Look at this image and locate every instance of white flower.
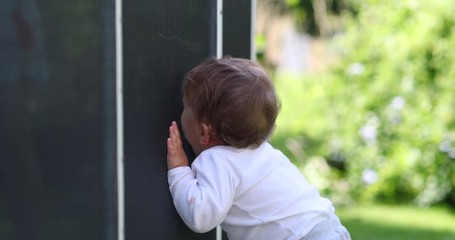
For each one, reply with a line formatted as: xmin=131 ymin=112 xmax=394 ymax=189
xmin=347 ymin=62 xmax=364 ymax=76
xmin=359 ymin=125 xmax=377 ymax=144
xmin=390 ymin=96 xmax=405 ymax=110
xmin=362 ymin=168 xmax=378 ymax=185
xmin=439 ymin=140 xmax=451 ymax=153
xmin=449 ymin=148 xmax=455 ymax=159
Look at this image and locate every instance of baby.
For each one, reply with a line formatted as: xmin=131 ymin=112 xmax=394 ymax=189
xmin=166 ymin=57 xmax=350 ymax=240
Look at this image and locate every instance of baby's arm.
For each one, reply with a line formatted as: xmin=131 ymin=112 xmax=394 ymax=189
xmin=168 ymin=155 xmax=235 ymax=233
xmin=167 ymin=121 xmax=189 ymax=169
xmin=167 ymin=121 xmax=235 ymax=232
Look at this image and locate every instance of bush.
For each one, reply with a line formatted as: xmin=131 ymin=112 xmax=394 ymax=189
xmin=271 ymin=0 xmax=455 ymax=207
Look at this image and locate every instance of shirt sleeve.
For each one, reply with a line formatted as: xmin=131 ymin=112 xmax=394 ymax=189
xmin=167 ymin=152 xmax=237 ymax=233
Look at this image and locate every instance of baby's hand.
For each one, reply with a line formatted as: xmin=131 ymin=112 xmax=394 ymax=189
xmin=167 ymin=121 xmax=189 ymax=169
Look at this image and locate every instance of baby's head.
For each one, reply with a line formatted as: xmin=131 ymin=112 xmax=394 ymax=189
xmin=182 ymin=57 xmax=280 ymax=149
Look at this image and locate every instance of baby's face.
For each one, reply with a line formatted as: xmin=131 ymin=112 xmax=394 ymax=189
xmin=181 ymin=98 xmax=204 ymax=155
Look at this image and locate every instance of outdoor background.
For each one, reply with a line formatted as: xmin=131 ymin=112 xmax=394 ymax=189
xmin=255 ymin=0 xmax=455 ymax=239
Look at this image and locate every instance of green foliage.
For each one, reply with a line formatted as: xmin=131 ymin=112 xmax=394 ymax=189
xmin=271 ymin=0 xmax=455 ymax=207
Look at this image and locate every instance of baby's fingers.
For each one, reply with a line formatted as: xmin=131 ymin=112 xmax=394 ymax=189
xmin=169 ymin=122 xmax=181 ymax=144
xmin=171 ymin=121 xmax=181 ymax=139
xmin=167 ymin=137 xmax=176 ymax=155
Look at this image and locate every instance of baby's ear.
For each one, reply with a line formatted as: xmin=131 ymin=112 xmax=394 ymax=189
xmin=199 ymin=123 xmax=211 ymax=146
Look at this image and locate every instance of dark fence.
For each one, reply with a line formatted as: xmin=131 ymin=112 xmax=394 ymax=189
xmin=0 ymin=0 xmax=251 ymax=239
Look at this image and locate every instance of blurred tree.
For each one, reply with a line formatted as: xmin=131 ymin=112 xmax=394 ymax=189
xmin=259 ymin=0 xmax=358 ymax=37
xmin=271 ymin=0 xmax=455 ymax=207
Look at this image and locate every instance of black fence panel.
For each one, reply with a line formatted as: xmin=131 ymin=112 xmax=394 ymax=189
xmin=0 ymin=0 xmax=117 ymax=239
xmin=122 ymin=0 xmax=217 ymax=239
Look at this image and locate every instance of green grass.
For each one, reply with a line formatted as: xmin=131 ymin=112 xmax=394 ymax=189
xmin=337 ymin=204 xmax=455 ymax=240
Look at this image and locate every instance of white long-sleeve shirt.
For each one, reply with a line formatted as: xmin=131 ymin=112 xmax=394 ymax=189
xmin=168 ymin=142 xmax=335 ymax=240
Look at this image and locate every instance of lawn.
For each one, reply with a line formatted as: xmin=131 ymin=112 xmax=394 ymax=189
xmin=337 ymin=204 xmax=455 ymax=240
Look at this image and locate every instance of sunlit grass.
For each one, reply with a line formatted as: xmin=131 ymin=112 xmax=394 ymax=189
xmin=338 ymin=204 xmax=455 ymax=240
